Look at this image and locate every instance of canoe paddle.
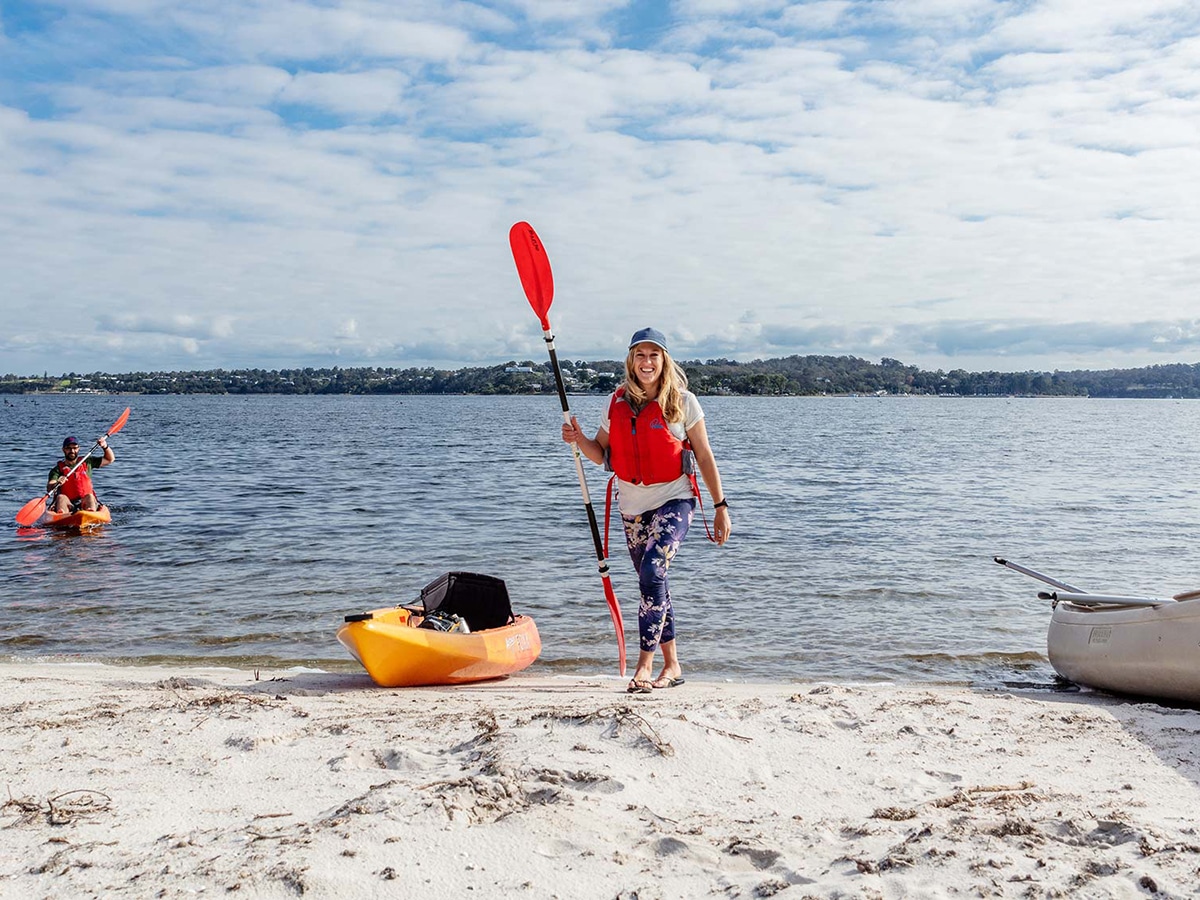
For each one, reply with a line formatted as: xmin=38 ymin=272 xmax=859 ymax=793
xmin=14 ymin=407 xmax=131 ymax=527
xmin=992 ymin=556 xmax=1083 ymax=593
xmin=995 ymin=556 xmax=1183 ymax=606
xmin=1036 ymin=591 xmax=1172 ymax=608
xmin=509 ymin=221 xmax=627 ymax=677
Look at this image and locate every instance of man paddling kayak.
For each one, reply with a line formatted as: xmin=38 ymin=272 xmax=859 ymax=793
xmin=48 ymin=435 xmax=114 ymax=513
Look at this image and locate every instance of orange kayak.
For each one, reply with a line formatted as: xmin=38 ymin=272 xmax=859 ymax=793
xmin=337 ymin=606 xmax=541 ymax=687
xmin=37 ymin=505 xmax=112 ymax=531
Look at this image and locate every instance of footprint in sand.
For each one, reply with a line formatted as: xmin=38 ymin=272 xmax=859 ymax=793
xmin=533 ymin=768 xmax=625 ymax=794
xmin=533 ymin=838 xmax=581 ymax=858
xmin=925 ymin=769 xmax=963 ymax=783
xmin=326 ymin=747 xmax=437 ymax=771
xmin=653 ymin=837 xmax=689 ymax=857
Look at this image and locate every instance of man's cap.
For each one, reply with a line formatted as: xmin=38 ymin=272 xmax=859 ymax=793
xmin=62 ymin=436 xmax=79 ymax=448
xmin=629 ymin=327 xmax=668 ymax=352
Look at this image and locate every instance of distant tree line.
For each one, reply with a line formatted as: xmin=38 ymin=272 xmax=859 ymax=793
xmin=4 ymin=356 xmax=1200 ymax=398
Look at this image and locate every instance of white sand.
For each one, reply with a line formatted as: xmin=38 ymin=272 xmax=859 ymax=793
xmin=2 ymin=664 xmax=1199 ymax=899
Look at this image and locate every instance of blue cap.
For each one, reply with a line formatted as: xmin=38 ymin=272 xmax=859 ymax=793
xmin=62 ymin=436 xmax=79 ymax=448
xmin=629 ymin=327 xmax=668 ymax=352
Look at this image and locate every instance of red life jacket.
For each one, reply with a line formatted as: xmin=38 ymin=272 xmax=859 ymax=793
xmin=606 ymin=388 xmax=689 ymax=485
xmin=56 ymin=459 xmax=96 ymax=501
xmin=601 ymin=388 xmax=719 ymax=551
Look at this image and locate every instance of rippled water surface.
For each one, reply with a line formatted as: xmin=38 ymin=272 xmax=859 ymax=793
xmin=4 ymin=393 xmax=1200 ymax=686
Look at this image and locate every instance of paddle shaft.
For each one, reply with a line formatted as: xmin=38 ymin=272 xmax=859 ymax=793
xmin=1001 ymin=557 xmax=1185 ymax=607
xmin=509 ymin=221 xmax=626 ymax=677
xmin=993 ymin=556 xmax=1083 ymax=594
xmin=1039 ymin=591 xmax=1172 ymax=608
xmin=544 ymin=330 xmax=608 ymax=567
xmin=544 ymin=328 xmax=628 ymax=675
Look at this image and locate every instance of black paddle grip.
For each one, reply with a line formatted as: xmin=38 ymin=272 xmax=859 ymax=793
xmin=545 ymin=342 xmax=571 ymax=413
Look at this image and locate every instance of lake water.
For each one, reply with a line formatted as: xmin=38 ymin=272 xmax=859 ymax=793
xmin=3 ymin=393 xmax=1199 ymax=687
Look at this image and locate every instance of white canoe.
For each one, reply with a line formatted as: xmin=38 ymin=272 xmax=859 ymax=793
xmin=1048 ymin=597 xmax=1200 ymax=702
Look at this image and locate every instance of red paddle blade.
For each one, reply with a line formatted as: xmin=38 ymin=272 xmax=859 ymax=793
xmin=509 ymin=221 xmax=554 ymax=330
xmin=15 ymin=495 xmax=47 ymax=527
xmin=107 ymin=407 xmax=131 ymax=438
xmin=602 ymin=577 xmax=627 ymax=677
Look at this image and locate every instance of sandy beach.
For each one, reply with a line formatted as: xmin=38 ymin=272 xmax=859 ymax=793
xmin=2 ymin=664 xmax=1198 ymax=899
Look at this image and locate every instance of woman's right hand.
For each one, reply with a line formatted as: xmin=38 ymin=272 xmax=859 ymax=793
xmin=561 ymin=416 xmax=584 ymax=445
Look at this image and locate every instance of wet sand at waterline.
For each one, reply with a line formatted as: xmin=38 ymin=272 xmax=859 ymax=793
xmin=2 ymin=664 xmax=1198 ymax=898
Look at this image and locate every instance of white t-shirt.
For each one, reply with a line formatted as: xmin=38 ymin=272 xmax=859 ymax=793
xmin=599 ymin=389 xmax=704 ymax=516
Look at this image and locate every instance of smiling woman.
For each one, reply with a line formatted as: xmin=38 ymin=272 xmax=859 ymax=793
xmin=561 ymin=326 xmax=732 ymax=694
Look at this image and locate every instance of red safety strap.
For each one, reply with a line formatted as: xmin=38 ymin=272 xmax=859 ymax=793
xmin=689 ymin=471 xmax=719 ymax=543
xmin=604 ymin=474 xmax=616 ymax=559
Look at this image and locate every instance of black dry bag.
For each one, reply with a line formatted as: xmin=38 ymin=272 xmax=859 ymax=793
xmin=415 ymin=571 xmax=514 ymax=632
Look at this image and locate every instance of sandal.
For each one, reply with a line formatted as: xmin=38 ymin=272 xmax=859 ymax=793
xmin=626 ymin=679 xmax=653 ymax=694
xmin=652 ymin=675 xmax=685 ymax=689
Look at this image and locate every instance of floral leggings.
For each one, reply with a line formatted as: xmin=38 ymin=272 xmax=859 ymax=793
xmin=622 ymin=497 xmax=695 ymax=652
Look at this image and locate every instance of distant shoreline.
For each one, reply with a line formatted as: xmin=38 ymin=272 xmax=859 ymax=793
xmin=4 ymin=354 xmax=1200 ymax=398
xmin=4 ymin=390 xmax=1179 ymax=400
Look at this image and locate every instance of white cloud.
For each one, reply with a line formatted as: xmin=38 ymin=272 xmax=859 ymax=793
xmin=223 ymin=7 xmax=472 ymax=63
xmin=777 ymin=3 xmax=855 ymax=32
xmin=676 ymin=0 xmax=789 ymax=16
xmin=134 ymin=65 xmax=295 ymax=109
xmin=504 ymin=0 xmax=632 ymax=24
xmin=1 ymin=0 xmax=1199 ymax=376
xmin=276 ymin=69 xmax=410 ymax=119
xmin=96 ymin=313 xmax=235 ymax=339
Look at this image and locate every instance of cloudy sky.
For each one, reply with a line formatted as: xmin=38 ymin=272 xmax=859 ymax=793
xmin=2 ymin=0 xmax=1199 ymax=376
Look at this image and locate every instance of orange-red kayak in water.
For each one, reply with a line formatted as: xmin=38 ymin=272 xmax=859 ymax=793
xmin=36 ymin=505 xmax=112 ymax=531
xmin=337 ymin=606 xmax=541 ymax=687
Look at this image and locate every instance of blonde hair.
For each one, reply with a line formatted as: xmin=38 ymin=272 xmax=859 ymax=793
xmin=623 ymin=346 xmax=689 ymax=423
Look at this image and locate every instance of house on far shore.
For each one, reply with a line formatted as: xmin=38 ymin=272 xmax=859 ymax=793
xmin=505 ymin=366 xmax=534 ymax=373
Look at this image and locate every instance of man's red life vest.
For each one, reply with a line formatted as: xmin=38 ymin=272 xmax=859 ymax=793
xmin=56 ymin=459 xmax=96 ymax=501
xmin=606 ymin=388 xmax=689 ymax=485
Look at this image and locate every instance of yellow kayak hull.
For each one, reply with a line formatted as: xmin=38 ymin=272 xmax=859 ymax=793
xmin=337 ymin=606 xmax=541 ymax=687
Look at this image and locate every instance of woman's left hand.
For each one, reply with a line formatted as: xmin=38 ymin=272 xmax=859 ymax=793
xmin=713 ymin=506 xmax=731 ymax=546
